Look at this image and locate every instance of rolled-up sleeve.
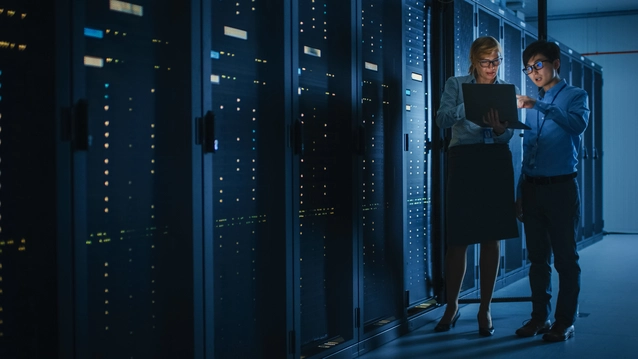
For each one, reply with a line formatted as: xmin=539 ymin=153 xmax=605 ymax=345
xmin=534 ymin=89 xmax=589 ymax=135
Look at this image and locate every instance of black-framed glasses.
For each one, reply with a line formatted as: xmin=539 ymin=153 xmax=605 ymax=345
xmin=523 ymin=59 xmax=551 ymax=74
xmin=478 ymin=57 xmax=502 ymax=68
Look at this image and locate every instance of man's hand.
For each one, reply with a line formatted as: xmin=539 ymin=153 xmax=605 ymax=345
xmin=516 ymin=95 xmax=536 ymax=109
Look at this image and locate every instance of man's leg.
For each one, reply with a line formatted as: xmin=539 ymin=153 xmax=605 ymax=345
xmin=547 ymin=179 xmax=581 ymax=326
xmin=523 ymin=181 xmax=553 ymax=322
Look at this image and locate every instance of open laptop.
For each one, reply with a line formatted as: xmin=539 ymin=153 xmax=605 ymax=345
xmin=461 ymin=83 xmax=531 ymax=130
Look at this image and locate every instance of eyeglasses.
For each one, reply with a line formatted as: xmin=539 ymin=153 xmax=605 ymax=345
xmin=478 ymin=57 xmax=502 ymax=68
xmin=522 ymin=59 xmax=551 ymax=74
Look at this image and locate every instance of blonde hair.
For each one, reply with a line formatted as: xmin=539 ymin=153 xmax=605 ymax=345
xmin=468 ymin=36 xmax=503 ymax=76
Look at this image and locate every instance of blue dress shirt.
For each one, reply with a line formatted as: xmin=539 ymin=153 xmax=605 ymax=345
xmin=520 ymin=79 xmax=590 ymax=180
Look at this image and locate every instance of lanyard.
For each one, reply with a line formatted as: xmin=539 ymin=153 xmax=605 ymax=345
xmin=536 ymin=82 xmax=567 ymax=138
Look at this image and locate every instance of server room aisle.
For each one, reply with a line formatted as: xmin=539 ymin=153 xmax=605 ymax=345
xmin=357 ymin=234 xmax=638 ymax=359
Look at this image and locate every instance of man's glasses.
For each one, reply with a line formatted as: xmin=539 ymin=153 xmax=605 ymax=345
xmin=478 ymin=57 xmax=502 ymax=68
xmin=522 ymin=59 xmax=551 ymax=74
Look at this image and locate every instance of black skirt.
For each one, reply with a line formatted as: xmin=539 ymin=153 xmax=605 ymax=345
xmin=445 ymin=143 xmax=519 ymax=246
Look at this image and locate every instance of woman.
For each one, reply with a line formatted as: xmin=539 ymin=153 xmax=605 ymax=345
xmin=434 ymin=36 xmax=519 ymax=336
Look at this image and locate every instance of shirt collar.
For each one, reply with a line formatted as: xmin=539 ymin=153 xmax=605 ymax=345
xmin=539 ymin=79 xmax=567 ymax=99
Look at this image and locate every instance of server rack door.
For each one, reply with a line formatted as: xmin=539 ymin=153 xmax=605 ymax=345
xmin=402 ymin=1 xmax=434 ymax=308
xmin=295 ymin=1 xmax=357 ymax=357
xmin=208 ymin=1 xmax=290 ymax=358
xmin=522 ymin=32 xmax=537 ymax=261
xmin=502 ymin=21 xmax=524 ymax=275
xmin=358 ymin=0 xmax=405 ymax=334
xmin=466 ymin=4 xmax=502 ymax=288
xmin=477 ymin=6 xmax=499 ymax=39
xmin=0 ymin=1 xmax=60 ymax=358
xmin=583 ymin=67 xmax=594 ymax=239
xmin=570 ymin=59 xmax=585 ymax=243
xmin=454 ymin=0 xmax=475 ymax=78
xmin=76 ymin=1 xmax=202 ymax=357
xmin=451 ymin=0 xmax=477 ymax=293
xmin=593 ymin=71 xmax=603 ymax=234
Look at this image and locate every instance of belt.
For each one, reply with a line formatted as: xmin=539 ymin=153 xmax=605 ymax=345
xmin=524 ymin=172 xmax=577 ymax=185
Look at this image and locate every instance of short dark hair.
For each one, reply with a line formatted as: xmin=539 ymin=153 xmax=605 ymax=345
xmin=523 ymin=40 xmax=561 ymax=74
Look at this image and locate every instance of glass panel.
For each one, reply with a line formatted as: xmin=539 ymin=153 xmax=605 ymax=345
xmin=298 ymin=1 xmax=356 ymax=357
xmin=571 ymin=59 xmax=585 ymax=242
xmin=360 ymin=0 xmax=402 ymax=332
xmin=83 ymin=1 xmax=195 ymax=357
xmin=583 ymin=67 xmax=594 ymax=238
xmin=477 ymin=8 xmax=499 ymax=39
xmin=452 ymin=0 xmax=477 ymax=292
xmin=503 ymin=23 xmax=522 ymax=91
xmin=403 ymin=0 xmax=433 ymax=306
xmin=210 ymin=1 xmax=287 ymax=358
xmin=594 ymin=71 xmax=603 ymax=234
xmin=0 ymin=2 xmax=58 ymax=357
xmin=503 ymin=22 xmax=523 ymax=274
xmin=523 ymin=34 xmax=539 ymax=112
xmin=522 ymin=34 xmax=538 ymax=261
xmin=454 ymin=0 xmax=474 ymax=77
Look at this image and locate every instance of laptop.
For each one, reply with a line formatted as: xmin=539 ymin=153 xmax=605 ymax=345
xmin=461 ymin=83 xmax=531 ymax=130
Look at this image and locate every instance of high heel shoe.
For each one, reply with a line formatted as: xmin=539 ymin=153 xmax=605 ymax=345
xmin=434 ymin=310 xmax=460 ymax=332
xmin=477 ymin=313 xmax=495 ymax=336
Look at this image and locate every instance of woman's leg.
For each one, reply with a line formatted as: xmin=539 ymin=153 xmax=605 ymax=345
xmin=440 ymin=244 xmax=468 ymax=322
xmin=478 ymin=240 xmax=501 ymax=328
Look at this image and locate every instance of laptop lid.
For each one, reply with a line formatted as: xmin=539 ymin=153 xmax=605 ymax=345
xmin=461 ymin=83 xmax=531 ymax=130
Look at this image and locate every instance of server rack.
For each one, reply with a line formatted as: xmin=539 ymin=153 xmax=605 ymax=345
xmin=0 ymin=1 xmax=60 ymax=357
xmin=297 ymin=1 xmax=435 ymax=358
xmin=438 ymin=0 xmax=604 ymax=304
xmin=0 ymin=0 xmax=602 ymax=358
xmin=547 ymin=38 xmax=604 ymax=247
xmin=207 ymin=1 xmax=291 ymax=358
xmin=442 ymin=0 xmax=528 ymax=298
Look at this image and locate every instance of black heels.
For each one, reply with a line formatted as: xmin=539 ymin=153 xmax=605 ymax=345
xmin=477 ymin=313 xmax=495 ymax=336
xmin=434 ymin=310 xmax=460 ymax=332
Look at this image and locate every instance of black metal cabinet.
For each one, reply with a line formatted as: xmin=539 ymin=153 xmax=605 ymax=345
xmin=451 ymin=0 xmax=478 ymax=293
xmin=448 ymin=0 xmax=528 ymax=293
xmin=0 ymin=0 xmax=208 ymax=357
xmin=207 ymin=1 xmax=291 ymax=358
xmin=443 ymin=0 xmax=604 ymax=301
xmin=0 ymin=1 xmax=60 ymax=358
xmin=593 ymin=71 xmax=603 ymax=235
xmin=557 ymin=43 xmax=604 ymax=245
xmin=502 ymin=19 xmax=525 ymax=275
xmin=74 ymin=1 xmax=206 ymax=358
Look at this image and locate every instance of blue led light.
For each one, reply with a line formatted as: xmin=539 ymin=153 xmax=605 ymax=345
xmin=211 ymin=51 xmax=220 ymax=59
xmin=84 ymin=28 xmax=104 ymax=39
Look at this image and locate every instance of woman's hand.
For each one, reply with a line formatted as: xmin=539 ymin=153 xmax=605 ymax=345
xmin=482 ymin=108 xmax=507 ymax=135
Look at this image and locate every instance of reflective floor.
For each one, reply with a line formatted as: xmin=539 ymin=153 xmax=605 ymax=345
xmin=358 ymin=234 xmax=638 ymax=359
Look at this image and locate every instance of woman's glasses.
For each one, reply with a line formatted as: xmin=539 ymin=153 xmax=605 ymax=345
xmin=523 ymin=59 xmax=551 ymax=74
xmin=478 ymin=57 xmax=502 ymax=68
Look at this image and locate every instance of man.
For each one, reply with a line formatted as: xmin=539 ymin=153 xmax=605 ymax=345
xmin=514 ymin=40 xmax=590 ymax=342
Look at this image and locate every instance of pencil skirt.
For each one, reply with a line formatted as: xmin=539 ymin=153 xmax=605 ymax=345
xmin=445 ymin=143 xmax=519 ymax=246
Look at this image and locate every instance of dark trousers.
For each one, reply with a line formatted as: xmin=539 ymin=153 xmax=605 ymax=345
xmin=522 ymin=178 xmax=581 ymax=325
